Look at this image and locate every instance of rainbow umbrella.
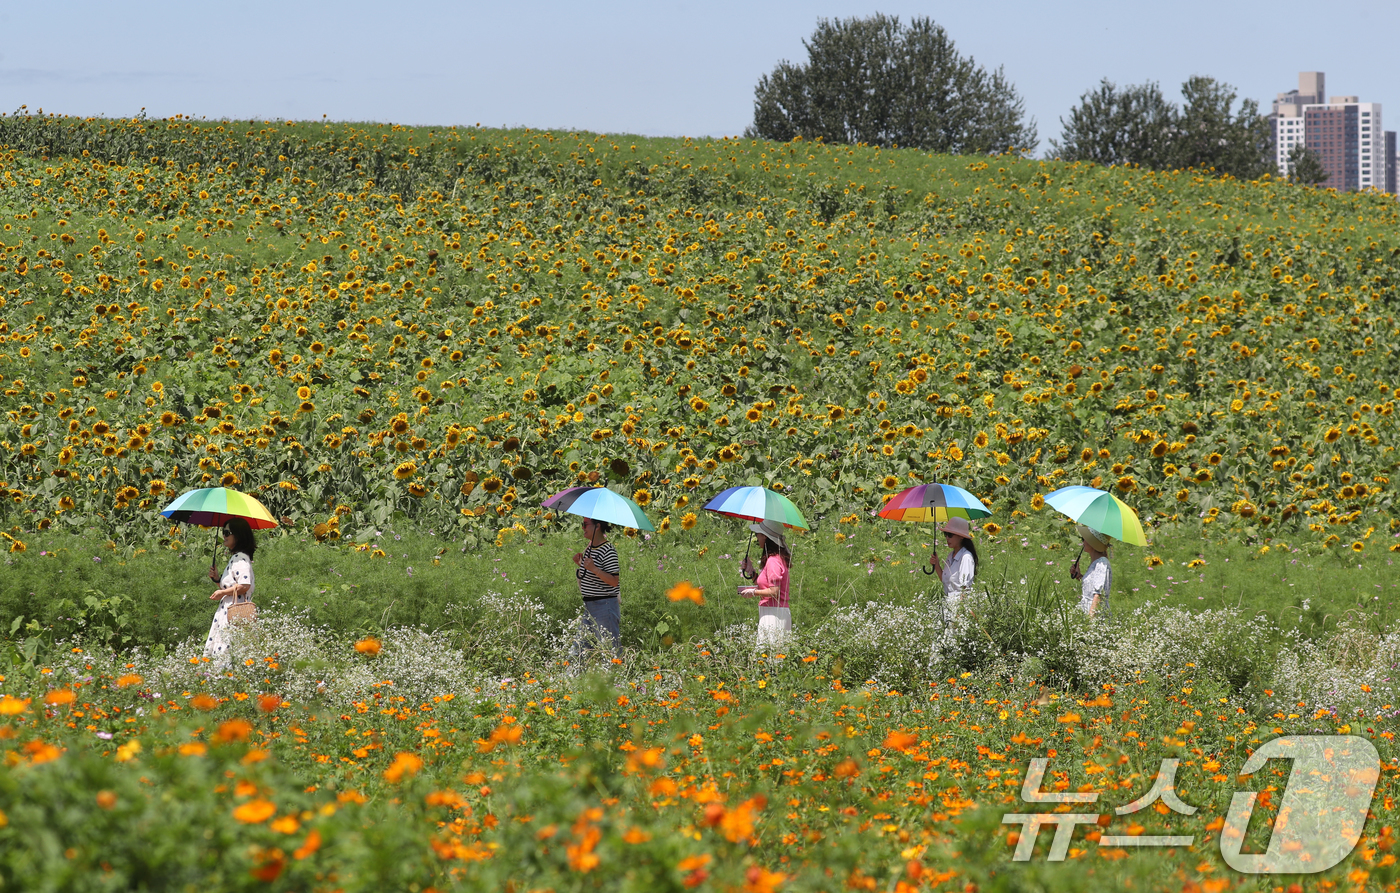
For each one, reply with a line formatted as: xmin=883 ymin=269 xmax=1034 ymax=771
xmin=1044 ymin=486 xmax=1147 ymax=547
xmin=543 ymin=486 xmax=655 ymax=532
xmin=879 ymin=482 xmax=991 ymax=575
xmin=878 ymin=482 xmax=992 ymax=524
xmin=160 ymin=487 xmax=279 ymax=530
xmin=702 ymin=486 xmax=808 ymax=529
xmin=160 ymin=487 xmax=279 ymax=573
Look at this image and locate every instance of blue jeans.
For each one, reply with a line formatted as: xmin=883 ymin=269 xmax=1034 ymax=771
xmin=575 ymin=598 xmax=620 ymax=661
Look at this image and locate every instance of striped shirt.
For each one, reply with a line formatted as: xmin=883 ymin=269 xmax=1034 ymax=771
xmin=576 ymin=542 xmax=621 ymax=601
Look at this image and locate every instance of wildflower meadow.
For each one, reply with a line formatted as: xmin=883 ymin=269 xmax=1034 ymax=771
xmin=1 ymin=113 xmax=1399 ymax=890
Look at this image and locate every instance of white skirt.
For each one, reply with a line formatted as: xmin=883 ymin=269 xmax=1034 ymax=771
xmin=756 ymin=606 xmax=792 ymax=647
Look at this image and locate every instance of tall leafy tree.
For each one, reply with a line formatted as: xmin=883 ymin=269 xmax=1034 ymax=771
xmin=747 ymin=14 xmax=1037 ymax=155
xmin=1169 ymin=76 xmax=1272 ymax=179
xmin=1052 ymin=75 xmax=1273 ymax=179
xmin=1286 ymin=142 xmax=1329 ymax=186
xmin=1048 ymin=79 xmax=1174 ymax=168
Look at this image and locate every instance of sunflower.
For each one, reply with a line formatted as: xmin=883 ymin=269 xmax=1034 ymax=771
xmin=394 ymin=461 xmax=417 ymax=480
xmin=982 ymin=522 xmax=1002 ymax=536
xmin=1030 ymin=493 xmax=1045 ymax=510
xmin=220 ymin=472 xmax=240 ymax=487
xmin=828 ymin=406 xmax=845 ymax=421
xmin=148 ymin=480 xmax=166 ymax=495
xmin=702 ymin=458 xmax=718 ymax=472
xmin=633 ymin=489 xmax=651 ymax=506
xmin=947 ymin=446 xmax=963 ymax=462
xmin=1324 ymin=427 xmax=1342 ymax=443
xmin=975 ymin=432 xmax=991 ymax=450
xmin=881 ymin=475 xmax=900 ymax=489
xmin=683 ymin=476 xmax=700 ymax=489
xmin=745 ymin=408 xmax=762 ymax=422
xmin=681 ymin=512 xmax=697 ymax=530
xmin=511 ymin=465 xmax=532 ymax=481
xmin=481 ymin=476 xmax=503 ymax=493
xmin=407 ymin=482 xmax=428 ymax=498
xmin=297 ymin=386 xmax=311 ymax=400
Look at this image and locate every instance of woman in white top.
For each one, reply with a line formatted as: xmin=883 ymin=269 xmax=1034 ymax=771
xmin=204 ymin=517 xmax=257 ymax=665
xmin=929 ymin=516 xmax=978 ymax=620
xmin=1071 ymin=524 xmax=1111 ymax=618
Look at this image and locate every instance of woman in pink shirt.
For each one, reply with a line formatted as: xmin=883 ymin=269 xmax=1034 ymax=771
xmin=739 ymin=519 xmax=792 ymax=647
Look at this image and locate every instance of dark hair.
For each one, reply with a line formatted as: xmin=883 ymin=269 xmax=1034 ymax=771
xmin=224 ymin=516 xmax=257 ymax=560
xmin=945 ymin=532 xmax=978 ymax=576
xmin=585 ymin=518 xmax=611 ymax=535
xmin=760 ymin=537 xmax=791 ymax=567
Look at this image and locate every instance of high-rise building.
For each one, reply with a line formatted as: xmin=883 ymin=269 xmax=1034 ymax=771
xmin=1271 ymin=72 xmax=1393 ymax=193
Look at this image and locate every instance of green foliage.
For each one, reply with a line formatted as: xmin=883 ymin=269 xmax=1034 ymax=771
xmin=746 ymin=14 xmax=1037 ymax=154
xmin=1288 ymin=141 xmax=1331 ymax=187
xmin=1053 ymin=76 xmax=1274 ymax=179
xmin=1048 ymin=79 xmax=1175 ymax=168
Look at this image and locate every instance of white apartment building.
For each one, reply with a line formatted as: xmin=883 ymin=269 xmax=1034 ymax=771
xmin=1273 ymin=72 xmax=1392 ymax=192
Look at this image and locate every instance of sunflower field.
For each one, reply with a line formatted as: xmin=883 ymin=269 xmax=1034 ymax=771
xmin=3 ymin=113 xmax=1400 ymax=891
xmin=0 ymin=112 xmax=1396 ymax=554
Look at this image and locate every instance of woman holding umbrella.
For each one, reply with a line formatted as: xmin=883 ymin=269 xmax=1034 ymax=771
xmin=204 ymin=517 xmax=257 ymax=665
xmin=702 ymin=486 xmax=808 ymax=649
xmin=1044 ymin=486 xmax=1140 ymax=620
xmin=543 ymin=485 xmax=652 ymax=662
xmin=573 ymin=517 xmax=622 ymax=656
xmin=1071 ymin=525 xmax=1112 ymax=618
xmin=929 ymin=516 xmax=979 ymax=619
xmin=739 ymin=519 xmax=792 ymax=646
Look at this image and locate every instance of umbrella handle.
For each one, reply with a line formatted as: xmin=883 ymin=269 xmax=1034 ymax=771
xmin=1070 ymin=546 xmax=1083 ymax=580
xmin=924 ymin=542 xmax=939 ymax=575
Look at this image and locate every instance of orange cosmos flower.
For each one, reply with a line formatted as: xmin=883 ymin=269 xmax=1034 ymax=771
xmin=214 ymin=719 xmax=253 ymax=743
xmin=293 ymin=829 xmax=322 ymax=860
xmin=233 ymin=799 xmax=277 ymax=824
xmin=354 ymin=637 xmax=381 ymax=656
xmin=43 ymin=689 xmax=76 ymax=706
xmin=666 ymin=581 xmax=704 ymax=605
xmin=384 ymin=751 xmax=424 ymax=782
xmin=883 ymin=730 xmax=919 ymax=752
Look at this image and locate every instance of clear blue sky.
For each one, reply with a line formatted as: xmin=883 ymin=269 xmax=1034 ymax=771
xmin=3 ymin=0 xmax=1397 ymax=154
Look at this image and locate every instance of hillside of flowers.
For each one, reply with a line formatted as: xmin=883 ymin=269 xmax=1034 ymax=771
xmin=0 ymin=113 xmax=1398 ymax=553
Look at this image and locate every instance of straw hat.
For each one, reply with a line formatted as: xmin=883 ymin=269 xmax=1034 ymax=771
xmin=941 ymin=516 xmax=974 ymax=541
xmin=1076 ymin=524 xmax=1111 ymax=551
xmin=748 ymin=519 xmax=789 ymax=551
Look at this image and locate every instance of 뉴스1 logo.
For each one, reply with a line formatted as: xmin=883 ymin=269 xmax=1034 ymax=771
xmin=1001 ymin=735 xmax=1379 ymax=874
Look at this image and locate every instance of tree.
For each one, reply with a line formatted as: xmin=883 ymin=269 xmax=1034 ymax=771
xmin=1286 ymin=142 xmax=1330 ymax=187
xmin=1049 ymin=79 xmax=1174 ymax=168
xmin=1169 ymin=76 xmax=1273 ymax=180
xmin=1051 ymin=75 xmax=1273 ymax=179
xmin=746 ymin=14 xmax=1037 ymax=155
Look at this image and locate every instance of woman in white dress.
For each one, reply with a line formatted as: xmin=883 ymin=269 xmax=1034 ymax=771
xmin=204 ymin=517 xmax=257 ymax=665
xmin=1071 ymin=524 xmax=1111 ymax=618
xmin=929 ymin=516 xmax=978 ymax=623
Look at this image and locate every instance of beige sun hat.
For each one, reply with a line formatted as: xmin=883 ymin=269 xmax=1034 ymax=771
xmin=1076 ymin=524 xmax=1111 ymax=551
xmin=748 ymin=519 xmax=789 ymax=551
xmin=941 ymin=516 xmax=975 ymax=541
